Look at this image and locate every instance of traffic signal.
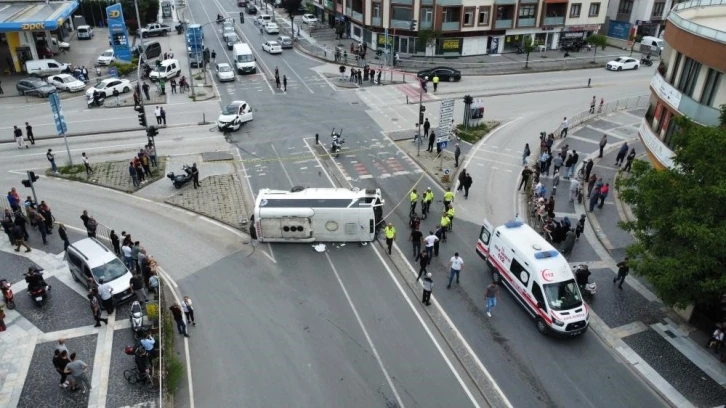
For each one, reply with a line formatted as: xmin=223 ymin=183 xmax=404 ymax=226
xmin=138 ymin=107 xmax=147 ymax=127
xmin=21 ymin=179 xmax=31 ymax=188
xmin=410 ymin=20 xmax=417 ymax=30
xmin=147 ymin=126 xmax=158 ymax=138
xmin=240 ymin=12 xmax=244 ymax=24
xmin=29 ymin=171 xmax=39 ymax=183
xmin=419 ymin=105 xmax=426 ymax=124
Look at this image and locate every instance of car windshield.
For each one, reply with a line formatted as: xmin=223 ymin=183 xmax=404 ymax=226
xmin=543 ymin=279 xmax=583 ymax=311
xmin=222 ymin=104 xmax=241 ymax=114
xmin=92 ymin=258 xmax=128 ymax=283
xmin=101 ymin=51 xmax=113 ymax=57
xmin=236 ymin=54 xmax=254 ymax=62
xmin=93 ymin=82 xmax=109 ymax=90
xmin=269 ymin=41 xmax=279 ymax=46
xmin=227 ymin=35 xmax=239 ymax=43
xmin=614 ymin=58 xmax=626 ymax=62
xmin=219 ymin=65 xmax=231 ymax=72
xmin=61 ymin=77 xmax=74 ymax=83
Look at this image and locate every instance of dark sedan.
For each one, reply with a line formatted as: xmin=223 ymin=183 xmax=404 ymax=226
xmin=246 ymin=4 xmax=257 ymax=14
xmin=416 ymin=67 xmax=461 ymax=82
xmin=17 ymin=77 xmax=57 ymax=97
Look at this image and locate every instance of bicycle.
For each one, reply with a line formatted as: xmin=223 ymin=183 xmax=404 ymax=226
xmin=123 ymin=368 xmax=154 ymax=389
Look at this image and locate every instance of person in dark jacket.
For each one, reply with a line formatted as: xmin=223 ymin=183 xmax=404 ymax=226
xmin=462 ymin=173 xmax=473 ymax=199
xmin=422 ymin=273 xmax=434 ymax=306
xmin=426 ymin=131 xmax=436 ymax=152
xmin=110 ymin=230 xmax=120 ymax=256
xmin=415 ymin=250 xmax=429 ymax=280
xmin=58 ymin=223 xmax=70 ymax=251
xmin=170 ymin=303 xmax=190 ymax=337
xmin=192 ymin=163 xmax=200 ymax=189
xmin=615 ymin=142 xmax=629 ymax=166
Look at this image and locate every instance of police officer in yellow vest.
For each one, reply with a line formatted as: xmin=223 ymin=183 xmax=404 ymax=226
xmin=439 ymin=213 xmax=450 ymax=241
xmin=443 ymin=188 xmax=454 ymax=211
xmin=432 ymin=74 xmax=440 ymax=92
xmin=422 ymin=187 xmax=434 ymax=218
xmin=384 ymin=222 xmax=396 ymax=255
xmin=446 ymin=204 xmax=455 ymax=231
xmin=410 ymin=189 xmax=418 ymax=214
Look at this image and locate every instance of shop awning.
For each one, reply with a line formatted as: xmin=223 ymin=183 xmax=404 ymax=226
xmin=0 ymin=1 xmax=78 ymax=32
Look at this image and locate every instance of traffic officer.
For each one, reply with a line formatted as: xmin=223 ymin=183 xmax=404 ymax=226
xmin=439 ymin=213 xmax=450 ymax=242
xmin=384 ymin=223 xmax=396 ymax=255
xmin=432 ymin=74 xmax=440 ymax=92
xmin=446 ymin=204 xmax=455 ymax=232
xmin=409 ymin=189 xmax=418 ymax=214
xmin=443 ymin=188 xmax=454 ymax=211
xmin=422 ymin=188 xmax=434 ymax=218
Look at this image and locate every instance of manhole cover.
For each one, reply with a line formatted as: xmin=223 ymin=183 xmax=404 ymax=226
xmin=351 ymin=101 xmax=359 ymax=104
xmin=391 ymin=118 xmax=399 ymax=122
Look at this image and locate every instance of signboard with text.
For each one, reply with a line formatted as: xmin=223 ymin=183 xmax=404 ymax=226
xmin=106 ymin=4 xmax=131 ymax=62
xmin=438 ymin=99 xmax=455 ymax=140
xmin=49 ymin=92 xmax=67 ymax=135
xmin=437 ymin=38 xmax=462 ymax=55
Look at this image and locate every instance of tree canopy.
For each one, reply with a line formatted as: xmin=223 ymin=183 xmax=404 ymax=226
xmin=617 ymin=118 xmax=726 ymax=307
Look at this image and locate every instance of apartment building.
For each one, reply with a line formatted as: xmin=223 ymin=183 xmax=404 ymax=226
xmin=309 ymin=0 xmax=606 ymax=56
xmin=603 ymin=0 xmax=673 ymax=42
xmin=639 ymin=0 xmax=726 ymax=169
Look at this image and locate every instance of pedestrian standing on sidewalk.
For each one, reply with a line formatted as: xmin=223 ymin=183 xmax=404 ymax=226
xmin=615 ymin=142 xmax=629 ymax=166
xmin=147 ymin=144 xmax=157 ymax=167
xmin=113 ymin=88 xmax=120 ymax=106
xmin=575 ymin=214 xmax=586 ymax=239
xmin=12 ymin=224 xmax=30 ymax=252
xmin=569 ymin=178 xmax=579 ymax=203
xmin=518 ymin=166 xmax=533 ymax=192
xmin=586 ymin=174 xmax=597 ymax=198
xmin=133 ymin=91 xmax=140 ymax=108
xmin=415 ymin=250 xmax=429 ymax=280
xmin=282 ymin=75 xmax=287 ymax=92
xmin=561 ymin=228 xmax=577 ymax=255
xmin=25 ymin=122 xmax=34 ymax=145
xmin=160 ymin=107 xmax=167 ymax=126
xmin=170 ymin=302 xmax=190 ymax=337
xmin=565 ymin=150 xmax=579 ymax=179
xmin=130 ymin=273 xmax=147 ymax=304
xmin=86 ymin=216 xmax=98 ymax=238
xmin=142 ymin=82 xmax=150 ymax=100
xmin=192 ymin=163 xmax=200 ymax=189
xmin=427 ymin=131 xmax=435 ymax=152
xmin=65 ymin=352 xmax=92 ymax=393
xmin=58 ymin=223 xmax=70 ymax=251
xmin=484 ymin=281 xmax=500 ymax=317
xmin=422 ymin=273 xmax=434 ymax=306
xmin=623 ymin=148 xmax=636 ymax=172
xmin=585 ymin=159 xmax=594 ymax=181
xmin=552 ymin=171 xmax=560 ymax=195
xmin=560 ymin=117 xmax=569 ymax=138
xmin=589 ymin=96 xmax=596 ymax=114
xmin=132 ymin=241 xmax=141 ymax=271
xmin=47 ymin=149 xmax=57 ymax=173
xmin=384 ymin=222 xmax=396 ymax=255
xmin=79 ymin=211 xmax=90 ymax=233
xmin=553 ymin=154 xmax=563 ymax=174
xmin=522 ymin=143 xmax=530 ymax=165
xmin=182 ymin=296 xmax=196 ymax=326
xmin=129 ymin=161 xmax=139 ymax=187
xmin=454 ymin=144 xmax=461 ymax=168
xmin=462 ymin=173 xmax=473 ymax=199
xmin=447 ymin=252 xmax=464 ymax=289
xmin=53 ymin=349 xmax=71 ymax=388
xmin=122 ymin=242 xmax=134 ymax=269
xmin=154 ymin=106 xmax=162 ymax=125
xmin=170 ymin=78 xmax=177 ymax=94
xmin=456 ymin=170 xmax=467 ymax=192
xmin=32 ymin=211 xmax=48 ymax=244
xmin=613 ymin=257 xmax=629 ymax=289
xmin=98 ymin=278 xmax=114 ymax=314
xmin=81 ymin=152 xmax=94 ymax=175
xmin=597 ymin=183 xmax=609 ymax=209
xmin=588 ymin=186 xmax=601 ymax=212
xmin=110 ymin=230 xmax=120 ymax=256
xmin=409 ymin=227 xmax=422 ymax=258
xmin=14 ymin=126 xmax=28 ymax=149
xmin=423 ymin=118 xmax=430 ymax=137
xmin=598 ymin=134 xmax=607 ymax=158
xmin=88 ymin=293 xmax=108 ymax=327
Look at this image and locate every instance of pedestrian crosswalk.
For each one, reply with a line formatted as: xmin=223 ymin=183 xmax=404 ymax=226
xmin=216 ymin=73 xmax=333 ymax=95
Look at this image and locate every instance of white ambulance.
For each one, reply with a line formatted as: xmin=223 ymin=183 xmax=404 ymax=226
xmin=476 ymin=220 xmax=589 ymax=336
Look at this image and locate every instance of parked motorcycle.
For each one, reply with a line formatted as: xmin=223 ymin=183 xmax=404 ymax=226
xmin=575 ymin=265 xmax=596 ymax=296
xmin=130 ymin=300 xmax=145 ymax=339
xmin=167 ymin=165 xmax=194 ymax=189
xmin=640 ymin=57 xmax=653 ymax=67
xmin=330 ymin=128 xmax=345 ymax=158
xmin=24 ymin=267 xmax=50 ymax=307
xmin=87 ymin=93 xmax=105 ymax=109
xmin=0 ymin=278 xmax=15 ymax=309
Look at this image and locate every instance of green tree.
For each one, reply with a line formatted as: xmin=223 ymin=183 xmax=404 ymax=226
xmin=417 ymin=28 xmax=441 ymax=58
xmin=283 ymin=0 xmax=303 ymax=39
xmin=585 ymin=34 xmax=608 ymax=62
xmin=617 ymin=118 xmax=726 ymax=308
xmin=522 ymin=36 xmax=537 ymax=69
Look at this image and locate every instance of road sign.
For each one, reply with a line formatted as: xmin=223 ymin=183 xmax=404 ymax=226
xmin=436 ymin=136 xmax=450 ymax=143
xmin=444 ymin=169 xmax=450 ymax=175
xmin=438 ymin=99 xmax=455 ymax=137
xmin=108 ymin=67 xmax=118 ymax=78
xmin=48 ymin=93 xmax=67 ymax=135
xmin=439 ymin=141 xmax=448 ymax=149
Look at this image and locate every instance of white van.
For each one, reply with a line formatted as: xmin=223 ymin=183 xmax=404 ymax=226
xmin=149 ymin=59 xmax=181 ymax=81
xmin=25 ymin=59 xmax=71 ymax=77
xmin=640 ymin=36 xmax=664 ymax=54
xmin=476 ymin=220 xmax=589 ymax=336
xmin=65 ymin=238 xmax=134 ymax=305
xmin=232 ymin=43 xmax=257 ymax=74
xmin=77 ymin=25 xmax=94 ymax=40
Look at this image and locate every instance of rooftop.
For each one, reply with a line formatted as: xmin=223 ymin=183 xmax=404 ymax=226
xmin=670 ymin=0 xmax=726 ymax=43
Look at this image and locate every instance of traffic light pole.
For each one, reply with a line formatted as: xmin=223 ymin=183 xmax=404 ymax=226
xmin=26 ymin=171 xmax=39 ymax=205
xmin=417 ymin=85 xmax=423 ymax=157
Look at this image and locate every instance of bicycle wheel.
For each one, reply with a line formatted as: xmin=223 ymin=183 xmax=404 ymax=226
xmin=144 ymin=374 xmax=155 ymax=390
xmin=124 ymin=369 xmax=138 ymax=384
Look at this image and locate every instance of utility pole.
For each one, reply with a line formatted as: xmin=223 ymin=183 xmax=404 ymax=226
xmin=133 ymin=0 xmax=158 ymax=157
xmin=416 ymin=83 xmax=423 ymax=156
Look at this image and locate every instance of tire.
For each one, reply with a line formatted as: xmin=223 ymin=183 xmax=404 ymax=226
xmin=18 ymin=90 xmax=24 ymax=96
xmin=536 ymin=318 xmax=549 ymax=335
xmin=72 ymin=272 xmax=80 ymax=282
xmin=142 ymin=33 xmax=148 ymax=38
xmin=448 ymin=76 xmax=455 ymax=82
xmin=174 ymin=183 xmax=182 ymax=189
xmin=123 ymin=86 xmax=130 ymax=92
xmin=634 ymin=65 xmax=639 ymax=70
xmin=124 ymin=370 xmax=138 ymax=384
xmin=6 ymin=300 xmax=15 ymax=310
xmin=617 ymin=67 xmax=622 ymax=71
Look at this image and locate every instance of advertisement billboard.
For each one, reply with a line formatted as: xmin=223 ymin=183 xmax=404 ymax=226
xmin=106 ymin=4 xmax=131 ymax=62
xmin=607 ymin=20 xmax=631 ymax=40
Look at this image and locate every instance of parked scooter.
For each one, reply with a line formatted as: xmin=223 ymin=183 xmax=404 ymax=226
xmin=330 ymin=128 xmax=345 ymax=158
xmin=87 ymin=92 xmax=105 ymax=109
xmin=130 ymin=301 xmax=146 ymax=339
xmin=167 ymin=165 xmax=194 ymax=189
xmin=640 ymin=57 xmax=653 ymax=66
xmin=0 ymin=278 xmax=15 ymax=309
xmin=575 ymin=264 xmax=596 ymax=296
xmin=24 ymin=267 xmax=50 ymax=306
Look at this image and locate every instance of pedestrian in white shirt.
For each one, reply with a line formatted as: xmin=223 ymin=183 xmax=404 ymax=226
xmin=423 ymin=231 xmax=439 ymax=262
xmin=447 ymin=252 xmax=464 ymax=289
xmin=97 ymin=278 xmax=114 ymax=314
xmin=560 ymin=117 xmax=569 ymax=138
xmin=182 ymin=295 xmax=196 ymax=326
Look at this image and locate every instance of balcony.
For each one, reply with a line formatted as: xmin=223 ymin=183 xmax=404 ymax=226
xmin=669 ymin=0 xmax=726 ymax=44
xmin=421 ymin=0 xmax=433 ymax=4
xmin=495 ymin=0 xmax=516 ymax=4
xmin=420 ymin=20 xmax=432 ymax=29
xmin=391 ymin=19 xmax=412 ymax=29
xmin=520 ymin=0 xmax=538 ymax=3
xmin=495 ymin=19 xmax=513 ymax=29
xmin=437 ymin=0 xmax=463 ymax=5
xmin=391 ymin=0 xmax=413 ymax=4
xmin=442 ymin=21 xmax=460 ymax=30
xmin=543 ymin=16 xmax=565 ymax=25
xmin=639 ymin=119 xmax=675 ymax=169
xmin=679 ymin=94 xmax=721 ymax=126
xmin=352 ymin=10 xmax=363 ymax=21
xmin=371 ymin=16 xmax=381 ymax=26
xmin=518 ymin=17 xmax=536 ymax=27
xmin=345 ymin=7 xmax=351 ymax=15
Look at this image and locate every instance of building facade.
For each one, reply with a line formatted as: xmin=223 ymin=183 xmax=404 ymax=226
xmin=603 ymin=0 xmax=673 ymax=42
xmin=639 ymin=0 xmax=726 ymax=169
xmin=309 ymin=0 xmax=606 ymax=56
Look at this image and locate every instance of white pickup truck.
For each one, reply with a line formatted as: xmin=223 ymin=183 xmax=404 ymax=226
xmin=139 ymin=23 xmax=172 ymax=38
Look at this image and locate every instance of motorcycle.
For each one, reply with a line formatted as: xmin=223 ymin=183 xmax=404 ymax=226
xmin=71 ymin=68 xmax=88 ymax=84
xmin=640 ymin=57 xmax=653 ymax=67
xmin=130 ymin=301 xmax=146 ymax=339
xmin=87 ymin=93 xmax=105 ymax=109
xmin=575 ymin=265 xmax=596 ymax=296
xmin=330 ymin=128 xmax=345 ymax=158
xmin=24 ymin=268 xmax=50 ymax=306
xmin=167 ymin=164 xmax=194 ymax=189
xmin=0 ymin=278 xmax=15 ymax=309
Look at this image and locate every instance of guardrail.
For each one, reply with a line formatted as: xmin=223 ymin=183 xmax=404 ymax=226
xmin=396 ymin=54 xmax=618 ymax=75
xmin=550 ymin=94 xmax=650 ymax=137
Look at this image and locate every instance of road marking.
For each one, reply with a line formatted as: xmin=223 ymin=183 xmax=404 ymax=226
xmin=279 ymin=56 xmax=315 ymax=94
xmin=302 ymin=137 xmax=336 ymax=186
xmin=461 ymin=118 xmax=521 ymax=172
xmin=323 ymin=251 xmax=404 ymax=407
xmin=270 ymin=143 xmax=294 ymax=186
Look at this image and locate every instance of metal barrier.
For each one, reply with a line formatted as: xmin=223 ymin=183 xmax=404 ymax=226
xmin=550 ymin=94 xmax=650 ymax=137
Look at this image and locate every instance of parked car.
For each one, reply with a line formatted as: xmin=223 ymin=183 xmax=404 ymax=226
xmin=416 ymin=67 xmax=462 ymax=82
xmin=224 ymin=33 xmax=240 ymax=50
xmin=264 ymin=22 xmax=279 ymax=34
xmin=606 ymin=56 xmax=639 ymax=71
xmin=276 ymin=35 xmax=293 ymax=49
xmin=97 ymin=49 xmax=116 ymax=66
xmin=262 ymin=40 xmax=282 ymax=54
xmin=246 ymin=4 xmax=257 ymax=14
xmin=86 ymin=78 xmax=131 ymax=98
xmin=17 ymin=77 xmax=57 ymax=97
xmin=47 ymin=74 xmax=86 ymax=92
xmin=216 ymin=63 xmax=235 ymax=82
xmin=237 ymin=0 xmax=247 ymax=6
xmin=302 ymin=14 xmax=317 ymax=24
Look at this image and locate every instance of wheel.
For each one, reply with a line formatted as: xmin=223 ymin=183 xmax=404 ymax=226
xmin=617 ymin=67 xmax=622 ymax=71
xmin=536 ymin=318 xmax=549 ymax=335
xmin=162 ymin=31 xmax=167 ymax=36
xmin=6 ymin=300 xmax=15 ymax=310
xmin=123 ymin=86 xmax=130 ymax=92
xmin=174 ymin=183 xmax=182 ymax=189
xmin=18 ymin=90 xmax=24 ymax=96
xmin=142 ymin=33 xmax=148 ymax=38
xmin=124 ymin=369 xmax=138 ymax=384
xmin=448 ymin=76 xmax=455 ymax=82
xmin=72 ymin=272 xmax=80 ymax=282
xmin=634 ymin=65 xmax=639 ymax=70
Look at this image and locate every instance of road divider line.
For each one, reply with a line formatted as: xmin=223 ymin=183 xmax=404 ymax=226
xmin=323 ymin=251 xmax=405 ymax=407
xmin=279 ymin=56 xmax=315 ymax=94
